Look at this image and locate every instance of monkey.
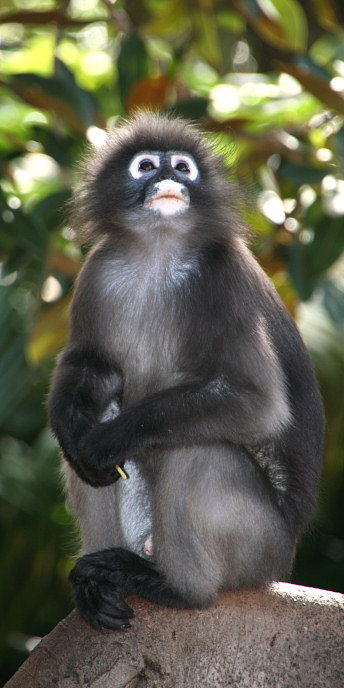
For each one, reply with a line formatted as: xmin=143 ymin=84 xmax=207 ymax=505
xmin=48 ymin=111 xmax=324 ymax=631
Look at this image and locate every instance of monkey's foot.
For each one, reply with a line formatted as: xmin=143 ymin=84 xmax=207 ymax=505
xmin=69 ymin=553 xmax=134 ymax=631
xmin=69 ymin=547 xmax=189 ymax=630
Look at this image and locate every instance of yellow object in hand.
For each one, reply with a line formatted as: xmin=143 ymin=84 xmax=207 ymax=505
xmin=115 ymin=464 xmax=128 ymax=480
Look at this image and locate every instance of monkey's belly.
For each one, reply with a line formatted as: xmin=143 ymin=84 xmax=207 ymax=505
xmin=117 ymin=458 xmax=153 ymax=558
xmin=99 ymin=406 xmax=153 ymax=557
xmin=62 ymin=459 xmax=153 ymax=558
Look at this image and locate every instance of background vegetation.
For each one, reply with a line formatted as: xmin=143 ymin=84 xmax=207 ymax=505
xmin=1 ymin=0 xmax=344 ymax=682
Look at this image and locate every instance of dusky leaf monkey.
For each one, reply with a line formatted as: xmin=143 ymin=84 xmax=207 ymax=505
xmin=48 ymin=112 xmax=324 ymax=630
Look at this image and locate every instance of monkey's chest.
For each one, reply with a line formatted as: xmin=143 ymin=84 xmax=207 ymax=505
xmin=95 ymin=253 xmax=195 ymax=403
xmin=121 ymin=323 xmax=178 ymax=403
xmin=103 ymin=285 xmax=182 ymax=405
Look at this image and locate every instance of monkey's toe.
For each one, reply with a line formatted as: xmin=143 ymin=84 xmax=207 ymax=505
xmin=70 ymin=572 xmax=134 ymax=631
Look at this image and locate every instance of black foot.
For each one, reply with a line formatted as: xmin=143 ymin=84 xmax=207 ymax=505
xmin=69 ymin=550 xmax=134 ymax=630
xmin=69 ymin=547 xmax=187 ymax=630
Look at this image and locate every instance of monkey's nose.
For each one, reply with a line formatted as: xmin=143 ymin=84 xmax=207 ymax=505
xmin=159 ymin=172 xmax=176 ymax=182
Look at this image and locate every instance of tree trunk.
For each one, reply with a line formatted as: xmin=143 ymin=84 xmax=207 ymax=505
xmin=4 ymin=583 xmax=344 ymax=688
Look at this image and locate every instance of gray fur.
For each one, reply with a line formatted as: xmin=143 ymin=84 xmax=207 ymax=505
xmin=63 ymin=459 xmax=152 ymax=558
xmin=48 ymin=113 xmax=323 ymax=621
xmin=153 ymin=443 xmax=294 ymax=603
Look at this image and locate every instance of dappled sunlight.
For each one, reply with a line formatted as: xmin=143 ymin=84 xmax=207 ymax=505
xmin=10 ymin=154 xmax=61 ymax=194
xmin=41 ymin=276 xmax=63 ymax=304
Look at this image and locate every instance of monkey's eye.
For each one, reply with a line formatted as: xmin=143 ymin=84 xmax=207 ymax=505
xmin=175 ymin=161 xmax=190 ymax=174
xmin=129 ymin=153 xmax=160 ymax=179
xmin=139 ymin=160 xmax=156 ymax=172
xmin=171 ymin=154 xmax=199 ymax=181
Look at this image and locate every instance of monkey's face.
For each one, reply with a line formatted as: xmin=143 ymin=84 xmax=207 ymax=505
xmin=72 ymin=113 xmax=231 ymax=244
xmin=128 ymin=151 xmax=199 ymax=218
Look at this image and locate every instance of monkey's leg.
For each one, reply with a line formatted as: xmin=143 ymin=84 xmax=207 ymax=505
xmin=69 ymin=547 xmax=188 ymax=630
xmin=153 ymin=443 xmax=296 ymax=603
xmin=69 ymin=444 xmax=295 ymax=631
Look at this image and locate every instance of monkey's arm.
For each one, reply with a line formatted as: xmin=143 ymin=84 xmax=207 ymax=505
xmin=48 ymin=348 xmax=123 ymax=483
xmin=76 ymin=371 xmax=291 ymax=486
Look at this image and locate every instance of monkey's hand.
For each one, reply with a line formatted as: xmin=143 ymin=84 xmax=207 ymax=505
xmin=48 ymin=349 xmax=125 ymax=486
xmin=76 ymin=416 xmax=134 ymax=486
xmin=54 ymin=414 xmax=127 ymax=487
xmin=75 ymin=445 xmax=127 ymax=487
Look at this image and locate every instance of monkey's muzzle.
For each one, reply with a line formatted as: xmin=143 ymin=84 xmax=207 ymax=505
xmin=145 ymin=180 xmax=190 ymax=216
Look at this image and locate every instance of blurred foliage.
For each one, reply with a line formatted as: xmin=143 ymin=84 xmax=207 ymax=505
xmin=1 ymin=0 xmax=344 ymax=682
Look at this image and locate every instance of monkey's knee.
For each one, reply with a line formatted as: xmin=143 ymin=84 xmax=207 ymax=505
xmin=168 ymin=567 xmax=219 ymax=608
xmin=156 ymin=536 xmax=223 ymax=607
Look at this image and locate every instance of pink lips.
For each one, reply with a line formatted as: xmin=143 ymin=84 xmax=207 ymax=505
xmin=145 ymin=180 xmax=189 ymax=215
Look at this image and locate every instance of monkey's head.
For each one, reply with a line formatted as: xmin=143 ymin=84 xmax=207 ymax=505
xmin=71 ymin=111 xmax=239 ymax=245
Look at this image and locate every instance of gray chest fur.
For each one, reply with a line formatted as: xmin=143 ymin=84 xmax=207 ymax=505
xmin=68 ymin=246 xmax=198 ymax=556
xmin=92 ymin=249 xmax=196 ymax=404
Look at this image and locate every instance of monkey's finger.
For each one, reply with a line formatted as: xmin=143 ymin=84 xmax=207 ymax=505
xmin=97 ymin=587 xmax=134 ymax=629
xmin=102 ymin=617 xmax=131 ymax=630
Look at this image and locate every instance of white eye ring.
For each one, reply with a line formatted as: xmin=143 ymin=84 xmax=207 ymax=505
xmin=171 ymin=154 xmax=199 ymax=181
xmin=129 ymin=153 xmax=160 ymax=179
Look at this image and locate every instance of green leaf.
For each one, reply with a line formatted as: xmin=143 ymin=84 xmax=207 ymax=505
xmin=311 ymin=0 xmax=341 ymax=32
xmin=32 ymin=190 xmax=71 ymax=231
xmin=53 ymin=59 xmax=99 ymax=128
xmin=319 ymin=279 xmax=344 ymax=330
xmin=280 ymin=58 xmax=344 ymax=114
xmin=238 ymin=0 xmax=308 ymax=52
xmin=278 ymin=161 xmax=327 ymax=185
xmin=5 ymin=59 xmax=99 ymax=134
xmin=117 ymin=32 xmax=150 ymax=107
xmin=289 ymin=200 xmax=344 ymax=299
xmin=167 ymin=98 xmax=209 ymax=120
xmin=1 ymin=208 xmax=47 ymax=255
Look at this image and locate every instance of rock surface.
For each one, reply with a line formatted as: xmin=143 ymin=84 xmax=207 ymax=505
xmin=4 ymin=583 xmax=344 ymax=688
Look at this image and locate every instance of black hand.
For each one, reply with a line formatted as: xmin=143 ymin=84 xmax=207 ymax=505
xmin=76 ymin=419 xmax=132 ymax=486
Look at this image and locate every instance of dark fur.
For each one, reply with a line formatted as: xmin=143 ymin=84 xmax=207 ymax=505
xmin=48 ymin=112 xmax=324 ymax=630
